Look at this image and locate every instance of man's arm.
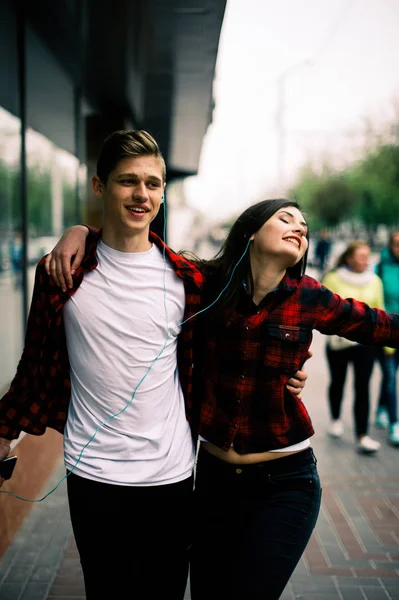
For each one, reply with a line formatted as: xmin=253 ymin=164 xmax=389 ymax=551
xmin=286 ymin=351 xmax=312 ymax=399
xmin=44 ymin=225 xmax=89 ymax=292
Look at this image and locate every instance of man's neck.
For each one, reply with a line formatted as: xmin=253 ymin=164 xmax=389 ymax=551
xmin=101 ymin=226 xmax=152 ymax=253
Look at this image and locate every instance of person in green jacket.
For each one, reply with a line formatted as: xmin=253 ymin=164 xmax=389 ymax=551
xmin=375 ymin=231 xmax=399 ymax=446
xmin=322 ymin=241 xmax=386 ymax=454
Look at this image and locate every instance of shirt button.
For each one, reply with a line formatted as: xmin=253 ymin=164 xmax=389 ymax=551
xmin=236 ymin=398 xmax=241 ymax=404
xmin=257 ymin=310 xmax=260 ymax=314
xmin=285 ymin=333 xmax=290 ymax=339
xmin=236 ymin=468 xmax=243 ymax=475
xmin=240 ymin=374 xmax=245 ymax=379
xmin=245 ymin=326 xmax=249 ymax=331
xmin=233 ymin=423 xmax=238 ymax=429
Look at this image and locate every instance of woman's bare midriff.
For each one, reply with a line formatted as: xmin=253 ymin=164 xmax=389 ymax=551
xmin=201 ymin=441 xmax=304 ymax=464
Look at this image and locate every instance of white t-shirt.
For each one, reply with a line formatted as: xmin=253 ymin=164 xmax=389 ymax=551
xmin=63 ymin=240 xmax=195 ymax=486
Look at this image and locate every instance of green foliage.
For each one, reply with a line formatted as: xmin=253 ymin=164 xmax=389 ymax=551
xmin=348 ymin=145 xmax=399 ymax=228
xmin=290 ymin=143 xmax=399 ymax=232
xmin=0 ymin=159 xmax=20 ymax=230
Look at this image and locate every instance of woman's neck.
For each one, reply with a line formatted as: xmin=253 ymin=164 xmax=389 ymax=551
xmin=250 ymin=255 xmax=286 ymax=305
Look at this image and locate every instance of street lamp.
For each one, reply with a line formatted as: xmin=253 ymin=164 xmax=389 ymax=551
xmin=276 ymin=58 xmax=313 ymax=189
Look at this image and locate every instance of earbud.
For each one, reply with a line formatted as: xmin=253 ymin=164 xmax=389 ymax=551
xmin=161 ymin=195 xmax=164 ymax=203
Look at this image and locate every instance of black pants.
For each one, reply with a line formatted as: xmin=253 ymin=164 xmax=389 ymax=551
xmin=67 ymin=472 xmax=193 ymax=600
xmin=376 ymin=348 xmax=399 ymax=424
xmin=326 ymin=344 xmax=375 ymax=436
xmin=190 ymin=447 xmax=322 ymax=600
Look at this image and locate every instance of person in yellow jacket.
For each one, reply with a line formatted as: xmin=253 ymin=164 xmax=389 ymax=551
xmin=322 ymin=240 xmax=387 ymax=454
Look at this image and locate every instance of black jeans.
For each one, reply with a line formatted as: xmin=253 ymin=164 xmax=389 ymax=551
xmin=326 ymin=344 xmax=375 ymax=436
xmin=190 ymin=447 xmax=322 ymax=600
xmin=67 ymin=472 xmax=193 ymax=600
xmin=376 ymin=348 xmax=399 ymax=424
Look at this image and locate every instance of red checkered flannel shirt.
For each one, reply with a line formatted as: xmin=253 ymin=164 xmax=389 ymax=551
xmin=196 ymin=272 xmax=399 ymax=453
xmin=0 ymin=229 xmax=204 ymax=440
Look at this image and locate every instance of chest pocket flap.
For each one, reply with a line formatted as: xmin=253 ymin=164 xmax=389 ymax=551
xmin=267 ymin=325 xmax=312 ymax=343
xmin=264 ymin=325 xmax=312 ymax=373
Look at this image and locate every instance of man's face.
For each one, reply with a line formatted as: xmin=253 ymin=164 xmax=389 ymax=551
xmin=93 ymin=155 xmax=165 ymax=237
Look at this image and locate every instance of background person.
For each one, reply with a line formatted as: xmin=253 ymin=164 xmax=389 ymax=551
xmin=374 ymin=231 xmax=399 ymax=446
xmin=314 ymin=228 xmax=331 ymax=276
xmin=322 ymin=241 xmax=385 ymax=454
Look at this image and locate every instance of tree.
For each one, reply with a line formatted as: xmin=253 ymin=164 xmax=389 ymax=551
xmin=348 ymin=145 xmax=399 ymax=231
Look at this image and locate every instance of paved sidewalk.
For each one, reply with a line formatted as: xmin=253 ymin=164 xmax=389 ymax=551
xmin=1 ymin=329 xmax=398 ymax=599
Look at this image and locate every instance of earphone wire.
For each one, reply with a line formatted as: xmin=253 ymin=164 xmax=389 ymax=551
xmin=0 ymin=204 xmax=250 ymax=502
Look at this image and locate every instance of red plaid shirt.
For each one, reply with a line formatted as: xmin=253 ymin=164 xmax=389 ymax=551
xmin=196 ymin=272 xmax=399 ymax=453
xmin=0 ymin=230 xmax=204 ymax=440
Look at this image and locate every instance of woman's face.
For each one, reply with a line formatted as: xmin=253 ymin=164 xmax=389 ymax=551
xmin=251 ymin=207 xmax=308 ymax=267
xmin=346 ymin=246 xmax=370 ymax=273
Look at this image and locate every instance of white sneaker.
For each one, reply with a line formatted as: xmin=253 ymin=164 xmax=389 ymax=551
xmin=328 ymin=420 xmax=344 ymax=438
xmin=357 ymin=436 xmax=381 ymax=454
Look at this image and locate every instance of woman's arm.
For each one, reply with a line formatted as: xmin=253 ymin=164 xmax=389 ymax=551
xmin=317 ymin=284 xmax=399 ymax=348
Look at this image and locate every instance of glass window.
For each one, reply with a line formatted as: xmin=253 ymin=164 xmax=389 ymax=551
xmin=0 ymin=105 xmax=23 ymax=391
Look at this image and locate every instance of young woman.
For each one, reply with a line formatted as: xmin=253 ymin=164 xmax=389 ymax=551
xmin=322 ymin=241 xmax=384 ymax=453
xmin=188 ymin=200 xmax=398 ymax=600
xmin=40 ymin=199 xmax=399 ymax=600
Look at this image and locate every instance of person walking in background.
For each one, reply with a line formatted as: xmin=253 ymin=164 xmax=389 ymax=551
xmin=374 ymin=231 xmax=399 ymax=446
xmin=322 ymin=241 xmax=386 ymax=454
xmin=314 ymin=228 xmax=331 ymax=276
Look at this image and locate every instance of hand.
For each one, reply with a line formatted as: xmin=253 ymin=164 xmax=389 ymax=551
xmin=0 ymin=438 xmax=11 ymax=488
xmin=44 ymin=226 xmax=89 ymax=292
xmin=286 ymin=350 xmax=313 ymax=399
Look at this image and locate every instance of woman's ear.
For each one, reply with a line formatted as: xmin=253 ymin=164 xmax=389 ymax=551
xmin=250 ymin=234 xmax=255 ymax=241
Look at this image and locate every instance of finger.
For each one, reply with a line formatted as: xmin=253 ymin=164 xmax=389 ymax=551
xmin=61 ymin=253 xmax=74 ymax=290
xmin=44 ymin=253 xmax=52 ymax=275
xmin=49 ymin=258 xmax=60 ymax=288
xmin=286 ymin=384 xmax=302 ymax=398
xmin=55 ymin=256 xmax=68 ymax=292
xmin=70 ymin=247 xmax=85 ymax=276
xmin=290 ymin=370 xmax=307 ymax=383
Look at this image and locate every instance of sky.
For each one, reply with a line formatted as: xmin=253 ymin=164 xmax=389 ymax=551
xmin=185 ymin=0 xmax=399 ymax=221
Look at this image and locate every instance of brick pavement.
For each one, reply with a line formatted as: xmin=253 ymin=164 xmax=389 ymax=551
xmin=1 ymin=329 xmax=398 ymax=599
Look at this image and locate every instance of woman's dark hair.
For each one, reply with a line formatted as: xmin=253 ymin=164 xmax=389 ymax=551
xmin=203 ymin=199 xmax=309 ymax=316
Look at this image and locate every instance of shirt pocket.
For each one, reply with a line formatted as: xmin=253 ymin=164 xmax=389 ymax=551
xmin=263 ymin=325 xmax=312 ymax=374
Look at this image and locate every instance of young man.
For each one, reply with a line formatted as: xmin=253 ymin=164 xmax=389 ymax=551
xmin=0 ymin=130 xmax=307 ymax=599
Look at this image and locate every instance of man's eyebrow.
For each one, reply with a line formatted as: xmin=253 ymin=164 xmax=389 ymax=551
xmin=280 ymin=210 xmax=308 ymax=228
xmin=116 ymin=172 xmax=162 ymax=182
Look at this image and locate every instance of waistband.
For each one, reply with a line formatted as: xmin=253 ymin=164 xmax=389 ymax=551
xmin=197 ymin=446 xmax=316 ymax=476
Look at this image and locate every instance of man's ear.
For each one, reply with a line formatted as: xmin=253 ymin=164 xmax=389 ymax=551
xmin=92 ymin=175 xmax=104 ymax=197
